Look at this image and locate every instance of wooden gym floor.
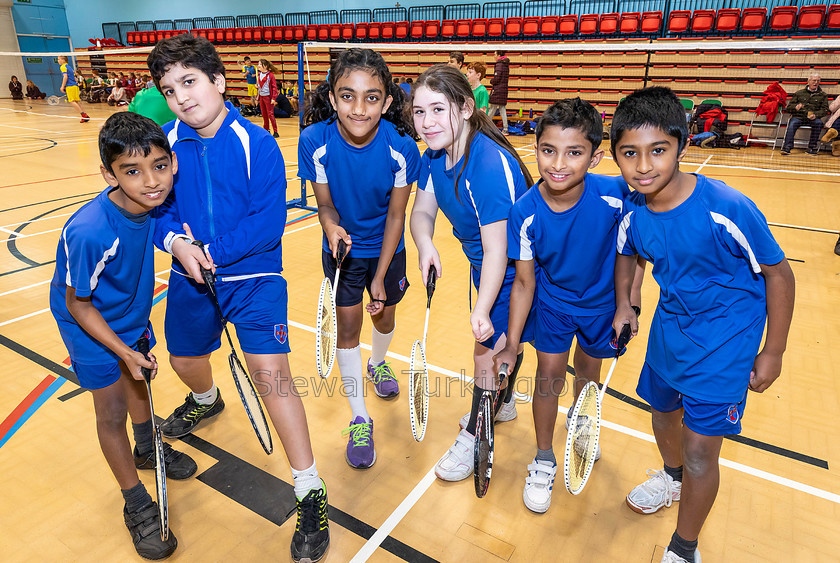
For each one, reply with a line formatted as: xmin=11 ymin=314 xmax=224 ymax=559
xmin=0 ymin=98 xmax=838 ymax=562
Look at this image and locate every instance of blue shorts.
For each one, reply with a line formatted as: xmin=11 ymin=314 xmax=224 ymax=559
xmin=637 ymin=362 xmax=748 ymax=436
xmin=71 ymin=326 xmax=157 ymax=390
xmin=533 ymin=304 xmax=617 ymax=358
xmin=322 ymin=248 xmax=409 ymax=308
xmin=471 ymin=264 xmax=535 ymax=349
xmin=165 ymin=272 xmax=291 ymax=356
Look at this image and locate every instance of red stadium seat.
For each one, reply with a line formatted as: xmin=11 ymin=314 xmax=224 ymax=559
xmin=425 ymin=20 xmax=440 ymax=39
xmin=827 ymin=5 xmax=840 ymax=30
xmin=235 ymin=28 xmax=245 ymax=43
xmin=641 ymin=11 xmax=662 ymax=34
xmin=619 ymin=12 xmax=641 ymax=34
xmin=690 ymin=10 xmax=715 ymax=34
xmin=294 ymin=25 xmax=306 ymax=42
xmin=715 ymin=9 xmax=740 ymax=33
xmin=410 ymin=20 xmax=424 ymax=39
xmin=472 ymin=18 xmax=488 ymax=38
xmin=559 ymin=14 xmax=577 ymax=35
xmin=441 ymin=19 xmax=456 ymax=38
xmin=381 ymin=21 xmax=396 ymax=40
xmin=599 ymin=13 xmax=619 ymax=35
xmin=796 ymin=5 xmax=826 ymax=31
xmin=540 ymin=15 xmax=559 ymax=36
xmin=253 ymin=27 xmax=263 ymax=42
xmin=196 ymin=29 xmax=208 ymax=40
xmin=740 ymin=8 xmax=767 ymax=32
xmin=355 ymin=22 xmax=369 ymax=41
xmin=579 ymin=14 xmax=599 ymax=35
xmin=156 ymin=30 xmax=167 ymax=42
xmin=395 ymin=21 xmax=409 ymax=39
xmin=368 ymin=22 xmax=381 ymax=40
xmin=206 ymin=29 xmax=217 ymax=42
xmin=224 ymin=29 xmax=234 ymax=43
xmin=523 ymin=16 xmax=540 ymax=37
xmin=328 ymin=24 xmax=341 ymax=41
xmin=667 ymin=10 xmax=691 ymax=34
xmin=456 ymin=19 xmax=472 ymax=38
xmin=306 ymin=26 xmax=318 ymax=41
xmin=769 ymin=6 xmax=797 ymax=32
xmin=505 ymin=17 xmax=523 ymax=38
xmin=488 ymin=18 xmax=504 ymax=38
xmin=341 ymin=23 xmax=354 ymax=41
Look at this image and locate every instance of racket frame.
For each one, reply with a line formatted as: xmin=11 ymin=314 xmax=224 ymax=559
xmin=474 ymin=362 xmax=507 ymax=498
xmin=408 ymin=266 xmax=437 ymax=442
xmin=193 ymin=242 xmax=274 ymax=455
xmin=315 ymin=240 xmax=347 ymax=379
xmin=137 ymin=337 xmax=169 ymax=540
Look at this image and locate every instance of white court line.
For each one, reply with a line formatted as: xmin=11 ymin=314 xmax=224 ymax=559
xmin=0 ymin=279 xmax=51 ymax=297
xmin=0 ymin=107 xmax=107 ymax=122
xmin=0 ymin=211 xmax=76 ymax=231
xmin=600 ymin=154 xmax=840 ymax=178
xmin=2 ymin=227 xmax=63 ymax=241
xmin=694 ymin=154 xmax=713 ymax=174
xmin=284 ymin=221 xmax=321 ymax=235
xmin=0 ymin=122 xmax=71 ymax=134
xmin=0 ymin=226 xmax=16 ymax=235
xmin=0 ymin=307 xmax=50 ymax=327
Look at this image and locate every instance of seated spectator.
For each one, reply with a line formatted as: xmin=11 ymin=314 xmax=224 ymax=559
xmin=781 ymin=72 xmax=829 ymax=156
xmin=274 ymin=91 xmax=294 ymax=118
xmin=124 ymin=72 xmax=139 ymax=100
xmin=89 ymin=69 xmax=105 ymax=98
xmin=144 ymin=74 xmax=154 ymax=89
xmin=107 ymin=81 xmax=128 ymax=106
xmin=9 ymin=75 xmax=23 ymax=99
xmin=25 ymin=80 xmax=45 ymax=99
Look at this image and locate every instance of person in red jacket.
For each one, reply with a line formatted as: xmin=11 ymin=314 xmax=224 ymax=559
xmin=257 ymin=59 xmax=279 ymax=138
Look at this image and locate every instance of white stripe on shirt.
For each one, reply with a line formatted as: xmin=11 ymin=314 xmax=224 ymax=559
xmin=518 ymin=214 xmax=535 ymax=260
xmin=709 ymin=211 xmax=761 ymax=273
xmin=499 ymin=150 xmax=516 ymax=203
xmin=616 ymin=211 xmax=634 ymax=254
xmin=464 ymin=179 xmax=482 ymax=225
xmin=389 ymin=146 xmax=409 ymax=187
xmin=313 ymin=144 xmax=327 ymax=184
xmin=230 ymin=120 xmax=251 ymax=180
xmin=601 ymin=195 xmax=623 ymax=212
xmin=90 ymin=238 xmax=120 ymax=291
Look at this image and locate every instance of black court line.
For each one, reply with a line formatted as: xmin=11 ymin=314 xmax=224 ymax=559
xmin=180 ymin=433 xmax=439 ymax=563
xmin=788 ymin=258 xmax=805 ymax=263
xmin=0 ymin=191 xmax=97 ymax=214
xmin=6 ymin=200 xmax=92 ymax=269
xmin=0 ymin=138 xmax=57 ymax=159
xmin=566 ymin=365 xmax=828 ymax=469
xmin=0 ymin=333 xmax=79 ymax=386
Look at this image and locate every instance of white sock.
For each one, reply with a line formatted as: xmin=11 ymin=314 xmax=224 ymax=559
xmin=291 ymin=461 xmax=322 ymax=499
xmin=337 ymin=346 xmax=369 ymax=421
xmin=192 ymin=383 xmax=218 ymax=405
xmin=370 ymin=325 xmax=394 ymax=365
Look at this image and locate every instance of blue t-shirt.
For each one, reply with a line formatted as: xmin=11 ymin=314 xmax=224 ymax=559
xmin=298 ymin=119 xmax=421 ymax=258
xmin=61 ymin=62 xmax=77 ymax=88
xmin=244 ymin=64 xmax=256 ymax=85
xmin=418 ymin=132 xmax=529 ymax=269
xmin=617 ymin=174 xmax=786 ymax=402
xmin=509 ymin=174 xmax=629 ymax=315
xmin=50 ymin=188 xmax=156 ymax=364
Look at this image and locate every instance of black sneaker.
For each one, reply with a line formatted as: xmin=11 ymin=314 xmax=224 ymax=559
xmin=807 ymin=148 xmax=819 ymax=156
xmin=123 ymin=502 xmax=177 ymax=560
xmin=780 ymin=149 xmax=791 ymax=156
xmin=289 ymin=484 xmax=330 ymax=563
xmin=159 ymin=391 xmax=225 ymax=438
xmin=135 ymin=443 xmax=198 ymax=480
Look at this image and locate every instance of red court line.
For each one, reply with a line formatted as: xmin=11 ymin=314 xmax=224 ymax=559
xmin=0 ymin=173 xmax=100 ymax=190
xmin=0 ymin=374 xmax=56 ymax=440
xmin=153 ymin=284 xmax=168 ymax=296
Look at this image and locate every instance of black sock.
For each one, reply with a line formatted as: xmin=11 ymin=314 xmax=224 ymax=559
xmin=664 ymin=464 xmax=684 ymax=483
xmin=132 ymin=419 xmax=153 ymax=457
xmin=667 ymin=531 xmax=697 ymax=562
xmin=466 ymin=384 xmax=492 ymax=435
xmin=122 ymin=481 xmax=153 ymax=514
xmin=502 ymin=352 xmax=524 ymax=405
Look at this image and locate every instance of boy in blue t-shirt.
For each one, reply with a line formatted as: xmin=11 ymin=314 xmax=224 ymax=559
xmin=50 ymin=112 xmax=196 ymax=559
xmin=147 ymin=35 xmax=329 ymax=563
xmin=494 ymin=98 xmax=640 ymax=514
xmin=611 ymin=87 xmax=795 ymax=563
xmin=242 ymin=56 xmax=257 ymax=107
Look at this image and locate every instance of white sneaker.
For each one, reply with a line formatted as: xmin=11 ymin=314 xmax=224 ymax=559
xmin=523 ymin=459 xmax=557 ymax=513
xmin=566 ymin=410 xmax=601 ymax=461
xmin=626 ymin=469 xmax=682 ymax=514
xmin=459 ymin=399 xmax=517 ymax=429
xmin=434 ymin=429 xmax=474 ymax=481
xmin=661 ymin=548 xmax=701 ymax=563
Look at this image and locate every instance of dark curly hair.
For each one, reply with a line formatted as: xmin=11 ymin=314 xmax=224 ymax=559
xmin=147 ymin=34 xmax=225 ymax=93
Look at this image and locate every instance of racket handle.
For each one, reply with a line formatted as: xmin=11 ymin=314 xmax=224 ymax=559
xmin=426 ymin=265 xmax=437 ymax=305
xmin=616 ymin=323 xmax=632 ymax=353
xmin=498 ymin=362 xmax=509 ymax=383
xmin=137 ymin=336 xmax=152 ymax=382
xmin=336 ymin=239 xmax=348 ymax=267
xmin=191 ymin=240 xmax=216 ymax=290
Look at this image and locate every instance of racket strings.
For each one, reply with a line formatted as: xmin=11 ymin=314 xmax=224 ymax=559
xmin=229 ymin=353 xmax=273 ymax=450
xmin=567 ymin=387 xmax=600 ymax=492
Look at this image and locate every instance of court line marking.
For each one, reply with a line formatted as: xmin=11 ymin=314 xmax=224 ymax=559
xmin=600 ymin=154 xmax=840 ymax=178
xmin=0 ymin=211 xmax=76 ymax=230
xmin=0 ymin=308 xmax=50 ymax=327
xmin=0 ymin=122 xmax=72 ymax=134
xmin=0 ymin=279 xmax=51 ymax=297
xmin=694 ymin=154 xmax=714 ymax=174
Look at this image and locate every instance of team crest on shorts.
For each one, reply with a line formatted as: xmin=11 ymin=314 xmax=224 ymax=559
xmin=726 ymin=405 xmax=739 ymax=424
xmin=274 ymin=324 xmax=288 ymax=344
xmin=399 ymin=277 xmax=407 ymax=292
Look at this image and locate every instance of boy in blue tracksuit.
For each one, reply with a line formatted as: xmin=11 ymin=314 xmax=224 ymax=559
xmin=147 ymin=35 xmax=329 ymax=563
xmin=612 ymin=87 xmax=795 ymax=563
xmin=50 ymin=112 xmax=196 ymax=559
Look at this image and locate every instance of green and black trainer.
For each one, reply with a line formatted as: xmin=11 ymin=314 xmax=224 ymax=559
xmin=159 ymin=390 xmax=225 ymax=438
xmin=290 ymin=483 xmax=330 ymax=563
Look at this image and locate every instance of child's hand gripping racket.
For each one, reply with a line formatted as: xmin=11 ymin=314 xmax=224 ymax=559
xmin=474 ymin=362 xmax=508 ymax=498
xmin=137 ymin=336 xmax=169 ymax=541
xmin=563 ymin=323 xmax=632 ymax=495
xmin=409 ymin=266 xmax=437 ymax=442
xmin=316 ymin=239 xmax=347 ymax=379
xmin=193 ymin=241 xmax=274 ymax=455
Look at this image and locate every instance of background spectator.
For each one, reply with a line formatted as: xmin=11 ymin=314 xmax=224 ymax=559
xmin=488 ymin=50 xmax=510 ymax=135
xmin=9 ymin=75 xmax=23 ymax=99
xmin=781 ymin=72 xmax=829 ymax=155
xmin=25 ymin=79 xmax=45 ymax=99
